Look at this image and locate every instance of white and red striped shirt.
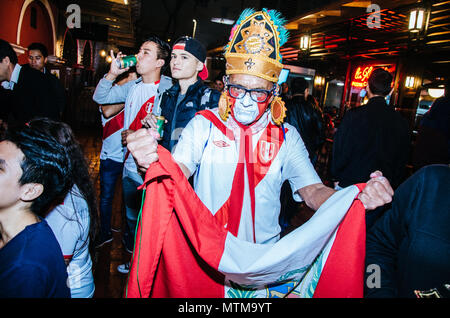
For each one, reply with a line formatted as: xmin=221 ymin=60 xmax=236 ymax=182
xmin=46 ymin=185 xmax=94 ymax=298
xmin=173 ymin=109 xmax=322 ymax=244
xmin=123 ymin=80 xmax=160 ymax=174
xmin=100 ymin=108 xmax=124 ymax=163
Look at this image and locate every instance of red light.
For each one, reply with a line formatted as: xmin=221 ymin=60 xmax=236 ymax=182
xmin=351 ymin=65 xmax=393 ymax=88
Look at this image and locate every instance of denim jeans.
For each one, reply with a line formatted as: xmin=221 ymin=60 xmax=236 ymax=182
xmin=99 ymin=159 xmax=124 ymax=239
xmin=122 ymin=169 xmax=144 ymax=252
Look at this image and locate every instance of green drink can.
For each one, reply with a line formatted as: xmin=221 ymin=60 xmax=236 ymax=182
xmin=116 ymin=55 xmax=137 ymax=69
xmin=156 ymin=115 xmax=165 ymax=138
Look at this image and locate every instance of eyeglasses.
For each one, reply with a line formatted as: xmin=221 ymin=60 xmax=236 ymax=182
xmin=227 ymin=84 xmax=274 ymax=103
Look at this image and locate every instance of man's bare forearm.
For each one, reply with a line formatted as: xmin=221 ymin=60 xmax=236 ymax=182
xmin=297 ymin=183 xmax=336 ymax=211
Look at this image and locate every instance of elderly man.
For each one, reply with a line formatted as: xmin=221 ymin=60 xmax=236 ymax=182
xmin=126 ymin=8 xmax=393 ymax=244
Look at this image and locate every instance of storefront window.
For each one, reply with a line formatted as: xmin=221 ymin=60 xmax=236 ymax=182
xmin=323 ymin=79 xmax=344 ymax=113
xmin=347 ymin=63 xmax=397 ymax=109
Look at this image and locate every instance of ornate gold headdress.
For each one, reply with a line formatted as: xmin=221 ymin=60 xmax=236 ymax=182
xmin=220 ymin=8 xmax=289 ymax=125
xmin=224 ymin=8 xmax=289 ymax=83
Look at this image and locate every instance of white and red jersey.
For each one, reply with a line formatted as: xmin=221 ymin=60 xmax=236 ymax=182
xmin=100 ymin=108 xmax=124 ymax=163
xmin=46 ymin=185 xmax=94 ymax=298
xmin=173 ymin=108 xmax=322 ymax=244
xmin=123 ymin=80 xmax=160 ymax=175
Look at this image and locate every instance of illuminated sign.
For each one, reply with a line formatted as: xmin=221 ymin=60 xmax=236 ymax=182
xmin=351 ymin=65 xmax=394 ymax=88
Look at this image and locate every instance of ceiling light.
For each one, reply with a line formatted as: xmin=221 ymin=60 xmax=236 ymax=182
xmin=405 ymin=76 xmax=415 ymax=88
xmin=211 ymin=18 xmax=235 ymax=25
xmin=409 ymin=7 xmax=426 ymax=33
xmin=428 ymin=88 xmax=445 ymax=98
xmin=300 ymin=34 xmax=311 ymax=51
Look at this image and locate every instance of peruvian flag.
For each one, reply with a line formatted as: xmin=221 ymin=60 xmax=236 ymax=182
xmin=125 ymin=146 xmax=366 ymax=298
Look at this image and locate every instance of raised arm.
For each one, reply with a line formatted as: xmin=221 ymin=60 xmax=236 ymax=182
xmin=93 ymin=50 xmax=134 ymax=105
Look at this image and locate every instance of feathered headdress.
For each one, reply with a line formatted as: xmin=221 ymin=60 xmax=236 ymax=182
xmin=224 ymin=8 xmax=289 ymax=83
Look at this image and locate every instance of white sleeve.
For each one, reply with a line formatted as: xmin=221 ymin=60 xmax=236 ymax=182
xmin=46 ymin=206 xmax=81 ymax=258
xmin=172 ymin=115 xmax=211 ymax=176
xmin=281 ymin=127 xmax=322 ymax=202
xmin=93 ymin=76 xmax=134 ymax=105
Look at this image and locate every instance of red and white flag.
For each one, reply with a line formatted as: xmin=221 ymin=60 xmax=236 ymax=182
xmin=125 ymin=146 xmax=366 ymax=298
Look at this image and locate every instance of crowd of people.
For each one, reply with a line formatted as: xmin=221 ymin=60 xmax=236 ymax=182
xmin=0 ymin=7 xmax=448 ymax=299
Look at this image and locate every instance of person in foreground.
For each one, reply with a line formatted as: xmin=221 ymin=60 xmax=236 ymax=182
xmin=0 ymin=123 xmax=71 ymax=298
xmin=365 ymin=164 xmax=450 ymax=298
xmin=126 ymin=8 xmax=394 ymax=244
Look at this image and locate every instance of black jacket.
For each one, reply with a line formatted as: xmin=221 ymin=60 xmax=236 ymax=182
xmin=412 ymin=96 xmax=450 ymax=170
xmin=43 ymin=67 xmax=66 ymax=116
xmin=331 ymin=96 xmax=410 ymax=189
xmin=365 ymin=165 xmax=450 ymax=298
xmin=160 ymin=79 xmax=220 ymax=151
xmin=0 ymin=64 xmax=61 ymax=125
xmin=285 ymin=95 xmax=325 ymax=161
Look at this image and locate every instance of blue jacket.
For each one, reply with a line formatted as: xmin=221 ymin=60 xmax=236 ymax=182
xmin=159 ymin=79 xmax=220 ymax=151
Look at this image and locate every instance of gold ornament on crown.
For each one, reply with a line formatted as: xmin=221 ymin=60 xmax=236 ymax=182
xmin=270 ymin=96 xmax=287 ymax=125
xmin=224 ymin=11 xmax=284 ymax=83
xmin=218 ymin=91 xmax=232 ymax=121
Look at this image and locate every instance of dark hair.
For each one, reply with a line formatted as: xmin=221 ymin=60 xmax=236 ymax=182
xmin=4 ymin=124 xmax=72 ymax=216
xmin=368 ymin=68 xmax=393 ymax=96
xmin=27 ymin=118 xmax=99 ymax=252
xmin=142 ymin=36 xmax=171 ymax=73
xmin=0 ymin=38 xmax=18 ymax=65
xmin=28 ymin=42 xmax=49 ymax=58
xmin=291 ymin=77 xmax=309 ymax=95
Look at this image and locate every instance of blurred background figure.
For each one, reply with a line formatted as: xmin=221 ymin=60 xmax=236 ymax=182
xmin=213 ymin=74 xmax=225 ymax=92
xmin=412 ymin=79 xmax=450 ymax=170
xmin=284 ymin=77 xmax=325 ymax=165
xmin=26 ymin=42 xmax=66 ymax=117
xmin=29 ymin=118 xmax=99 ymax=298
xmin=280 ymin=77 xmax=325 ymax=233
xmin=330 ymin=68 xmax=410 ymax=229
xmin=280 ymin=81 xmax=291 ymax=102
xmin=0 ymin=39 xmax=61 ymax=125
xmin=331 ymin=68 xmax=410 ymax=190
